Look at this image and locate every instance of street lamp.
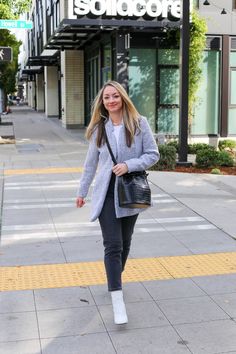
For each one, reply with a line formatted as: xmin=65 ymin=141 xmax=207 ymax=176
xmin=178 ymin=0 xmax=191 ymax=165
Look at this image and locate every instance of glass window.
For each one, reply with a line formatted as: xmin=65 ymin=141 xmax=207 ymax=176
xmin=129 ymin=49 xmax=156 ymax=131
xmin=230 ymin=69 xmax=236 ymax=105
xmin=157 ymin=49 xmax=180 ymax=135
xmin=192 ymin=50 xmax=220 ymax=135
xmin=102 ymin=44 xmax=111 ymax=85
xmin=228 ymin=109 xmax=236 ymax=133
xmin=228 ymin=52 xmax=236 ymax=134
xmin=159 ymin=68 xmax=179 ymax=104
xmin=158 ymin=49 xmax=179 ymax=65
xmin=157 ymin=108 xmax=179 ymax=134
xmin=230 ymin=52 xmax=236 ymax=66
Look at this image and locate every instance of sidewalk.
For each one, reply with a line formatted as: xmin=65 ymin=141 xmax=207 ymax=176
xmin=1 ymin=106 xmax=236 ymax=354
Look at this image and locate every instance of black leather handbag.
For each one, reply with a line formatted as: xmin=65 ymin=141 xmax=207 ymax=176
xmin=104 ymin=128 xmax=151 ymax=209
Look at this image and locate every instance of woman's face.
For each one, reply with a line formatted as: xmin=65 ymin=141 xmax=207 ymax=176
xmin=102 ymin=85 xmax=123 ymax=116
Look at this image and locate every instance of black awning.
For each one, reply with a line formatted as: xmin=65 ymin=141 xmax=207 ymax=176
xmin=45 ymin=18 xmax=180 ymax=50
xmin=26 ymin=55 xmax=59 ymax=67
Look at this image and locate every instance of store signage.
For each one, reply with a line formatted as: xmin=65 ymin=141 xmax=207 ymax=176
xmin=0 ymin=47 xmax=12 ymax=62
xmin=74 ymin=0 xmax=181 ymax=19
xmin=0 ymin=19 xmax=33 ymax=29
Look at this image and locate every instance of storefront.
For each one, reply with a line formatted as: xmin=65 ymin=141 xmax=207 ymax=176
xmin=23 ymin=0 xmax=236 ymax=140
xmin=45 ymin=0 xmax=182 ymax=131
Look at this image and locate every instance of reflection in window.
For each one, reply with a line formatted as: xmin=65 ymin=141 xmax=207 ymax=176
xmin=159 ymin=68 xmax=179 ymax=105
xmin=129 ymin=49 xmax=156 ymax=131
xmin=192 ymin=50 xmax=220 ymax=135
xmin=158 ymin=49 xmax=179 ymax=65
xmin=158 ymin=108 xmax=179 ymax=134
xmin=102 ymin=44 xmax=111 ymax=85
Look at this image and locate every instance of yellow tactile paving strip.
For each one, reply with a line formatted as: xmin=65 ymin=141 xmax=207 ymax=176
xmin=1 ymin=252 xmax=236 ymax=292
xmin=4 ymin=167 xmax=83 ymax=176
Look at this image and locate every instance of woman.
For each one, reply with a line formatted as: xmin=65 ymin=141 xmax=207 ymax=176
xmin=76 ymin=81 xmax=159 ymax=325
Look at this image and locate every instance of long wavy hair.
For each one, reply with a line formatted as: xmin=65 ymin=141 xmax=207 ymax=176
xmin=86 ymin=81 xmax=141 ymax=147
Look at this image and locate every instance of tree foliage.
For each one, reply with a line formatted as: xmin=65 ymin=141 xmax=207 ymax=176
xmin=0 ymin=29 xmax=21 ymax=94
xmin=0 ymin=0 xmax=31 ymax=102
xmin=189 ymin=11 xmax=208 ymax=122
xmin=161 ymin=12 xmax=208 ymax=127
xmin=0 ymin=0 xmax=31 ymax=18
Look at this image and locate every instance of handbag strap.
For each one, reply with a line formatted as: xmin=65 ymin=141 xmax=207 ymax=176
xmin=103 ymin=124 xmax=117 ymax=165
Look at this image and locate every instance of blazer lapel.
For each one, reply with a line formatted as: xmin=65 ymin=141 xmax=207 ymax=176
xmin=117 ymin=125 xmax=126 ymax=163
xmin=105 ymin=119 xmax=118 ymax=161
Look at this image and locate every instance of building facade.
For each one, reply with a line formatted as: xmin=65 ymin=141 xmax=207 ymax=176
xmin=20 ymin=0 xmax=236 ymax=142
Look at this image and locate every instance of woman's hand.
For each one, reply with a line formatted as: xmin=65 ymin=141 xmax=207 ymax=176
xmin=112 ymin=163 xmax=128 ymax=176
xmin=76 ymin=197 xmax=85 ymax=208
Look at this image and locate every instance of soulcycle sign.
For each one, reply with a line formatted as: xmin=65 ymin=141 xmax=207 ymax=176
xmin=73 ymin=0 xmax=181 ymax=19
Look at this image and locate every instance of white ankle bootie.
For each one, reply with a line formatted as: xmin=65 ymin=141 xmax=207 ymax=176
xmin=111 ymin=290 xmax=128 ymax=325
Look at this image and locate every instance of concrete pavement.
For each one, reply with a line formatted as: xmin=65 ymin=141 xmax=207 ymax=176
xmin=1 ymin=106 xmax=236 ymax=354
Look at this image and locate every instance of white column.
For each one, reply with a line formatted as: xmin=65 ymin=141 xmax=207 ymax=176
xmin=28 ymin=81 xmax=36 ymax=109
xmin=44 ymin=66 xmax=59 ymax=117
xmin=60 ymin=50 xmax=84 ymax=128
xmin=36 ymin=74 xmax=44 ymax=111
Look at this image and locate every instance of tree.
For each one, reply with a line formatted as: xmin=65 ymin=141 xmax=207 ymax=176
xmin=0 ymin=30 xmax=21 ymax=94
xmin=160 ymin=11 xmax=208 ymax=131
xmin=189 ymin=11 xmax=208 ymax=125
xmin=0 ymin=0 xmax=31 ymax=109
xmin=0 ymin=0 xmax=31 ymax=18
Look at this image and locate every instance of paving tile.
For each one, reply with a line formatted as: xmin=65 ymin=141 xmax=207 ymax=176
xmin=157 ymin=296 xmax=229 ymax=325
xmin=175 ymin=319 xmax=236 ymax=354
xmin=0 ymin=230 xmax=58 ymax=245
xmin=122 ymin=282 xmax=154 ymax=302
xmin=192 ymin=274 xmax=236 ymax=295
xmin=60 ymin=236 xmax=103 ymax=262
xmin=2 ymin=209 xmax=52 ymax=226
xmin=0 ymin=290 xmax=35 ymax=313
xmin=0 ymin=339 xmax=41 ymax=354
xmin=37 ymin=307 xmax=105 ymax=338
xmin=89 ymin=284 xmax=111 ymax=305
xmin=130 ymin=233 xmax=191 ymax=258
xmin=90 ymin=282 xmax=153 ymax=306
xmin=50 ymin=207 xmax=90 ymax=224
xmin=171 ymin=229 xmax=236 ymax=253
xmin=211 ymin=293 xmax=236 ymax=318
xmin=142 ymin=278 xmax=206 ymax=300
xmin=0 ymin=312 xmax=39 ymax=342
xmin=41 ymin=333 xmax=116 ymax=354
xmin=98 ymin=301 xmax=169 ymax=331
xmin=109 ymin=326 xmax=191 ymax=354
xmin=0 ymin=240 xmax=66 ymax=266
xmin=34 ymin=286 xmax=95 ymax=310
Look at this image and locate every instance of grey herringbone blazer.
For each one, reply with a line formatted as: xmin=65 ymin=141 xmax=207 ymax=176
xmin=77 ymin=116 xmax=159 ymax=221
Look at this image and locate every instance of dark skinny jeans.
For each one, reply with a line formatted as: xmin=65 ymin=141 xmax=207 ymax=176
xmin=98 ymin=173 xmax=138 ymax=291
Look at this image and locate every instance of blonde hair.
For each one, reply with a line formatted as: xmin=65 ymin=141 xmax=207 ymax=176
xmin=86 ymin=80 xmax=140 ymax=147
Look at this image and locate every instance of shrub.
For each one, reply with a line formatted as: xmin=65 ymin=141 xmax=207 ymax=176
xmin=218 ymin=139 xmax=236 ymax=151
xmin=188 ymin=143 xmax=215 ymax=154
xmin=211 ymin=168 xmax=222 ymax=175
xmin=149 ymin=145 xmax=176 ymax=171
xmin=217 ymin=151 xmax=234 ymax=167
xmin=195 ymin=149 xmax=219 ymax=168
xmin=196 ymin=149 xmax=234 ymax=168
xmin=167 ymin=140 xmax=179 ymax=152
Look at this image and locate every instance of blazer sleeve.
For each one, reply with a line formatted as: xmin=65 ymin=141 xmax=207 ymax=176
xmin=76 ymin=133 xmax=99 ymax=198
xmin=124 ymin=116 xmax=160 ymax=172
